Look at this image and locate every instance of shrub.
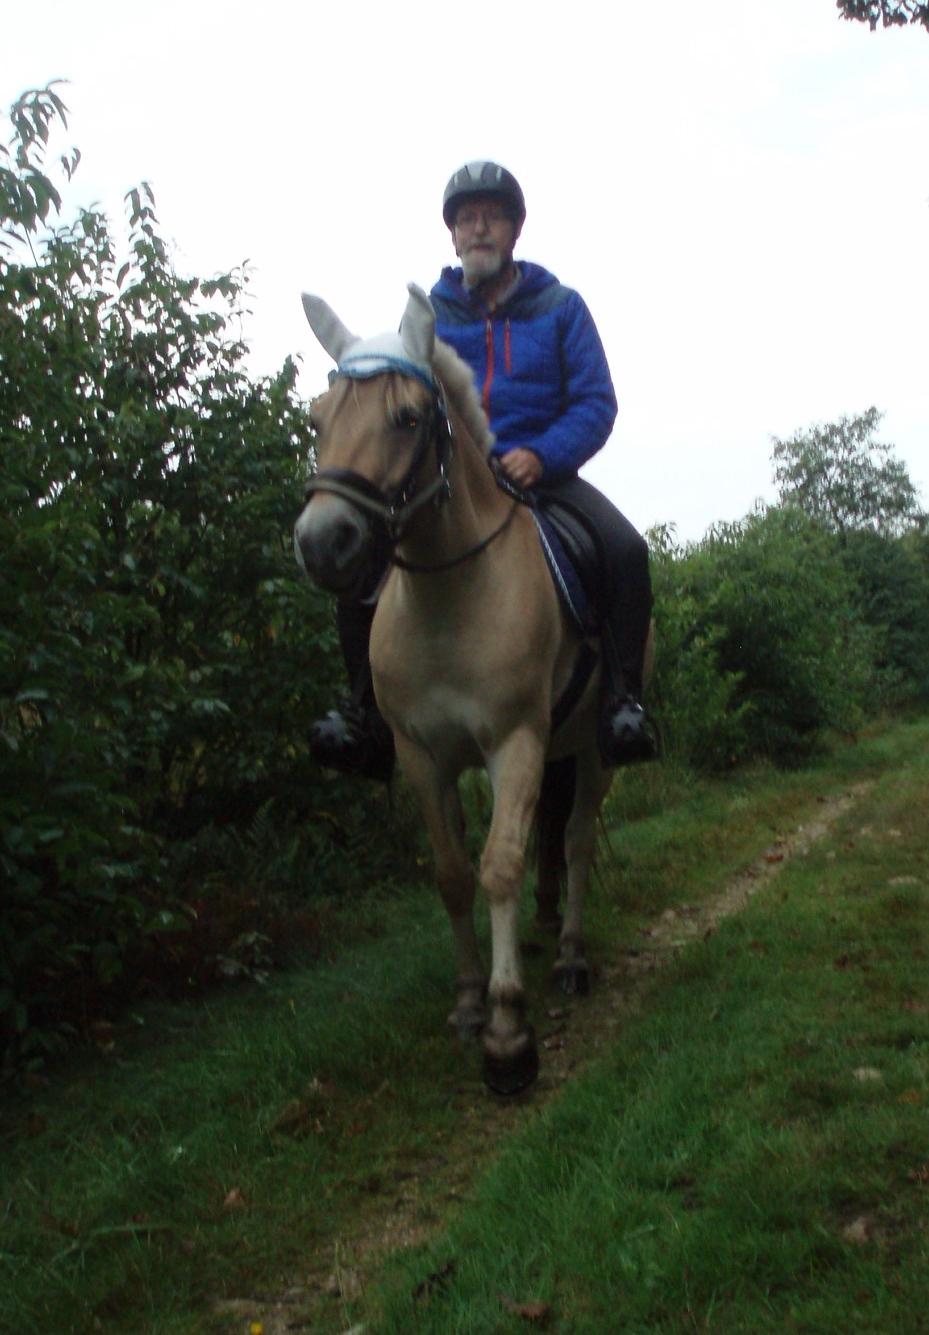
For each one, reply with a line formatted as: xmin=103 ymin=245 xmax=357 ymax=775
xmin=682 ymin=507 xmax=872 ymax=762
xmin=0 ymin=86 xmax=369 ymax=1062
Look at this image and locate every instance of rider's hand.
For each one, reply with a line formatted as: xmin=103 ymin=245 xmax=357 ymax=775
xmin=499 ymin=447 xmax=543 ymax=489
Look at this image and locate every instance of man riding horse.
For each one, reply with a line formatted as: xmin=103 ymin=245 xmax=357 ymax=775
xmin=310 ymin=160 xmax=656 ymax=780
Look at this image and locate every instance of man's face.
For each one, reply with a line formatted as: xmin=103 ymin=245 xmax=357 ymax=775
xmin=452 ymin=196 xmax=520 ymax=285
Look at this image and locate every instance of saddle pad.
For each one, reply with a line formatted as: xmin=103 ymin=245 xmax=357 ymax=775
xmin=533 ymin=509 xmax=595 ymax=635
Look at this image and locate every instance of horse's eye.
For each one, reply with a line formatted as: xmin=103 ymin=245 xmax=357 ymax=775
xmin=394 ymin=408 xmax=421 ymax=432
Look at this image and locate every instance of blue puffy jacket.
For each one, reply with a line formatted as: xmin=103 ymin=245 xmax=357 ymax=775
xmin=430 ymin=261 xmax=617 ymax=481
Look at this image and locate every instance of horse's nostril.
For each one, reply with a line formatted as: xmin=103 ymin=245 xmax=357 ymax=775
xmin=326 ymin=514 xmax=365 ymax=572
xmin=294 ymin=502 xmax=369 ymax=591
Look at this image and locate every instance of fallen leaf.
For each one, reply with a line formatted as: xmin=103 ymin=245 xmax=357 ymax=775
xmin=897 ymin=1089 xmax=922 ymax=1106
xmin=763 ymin=852 xmax=784 ymax=864
xmin=40 ymin=1212 xmax=79 ymax=1238
xmin=908 ymin=1164 xmax=929 ymax=1185
xmin=223 ymin=1187 xmax=247 ymax=1211
xmin=271 ymin=1099 xmax=311 ymax=1136
xmin=499 ymin=1292 xmax=553 ymax=1324
xmin=843 ymin=1216 xmax=874 ymax=1245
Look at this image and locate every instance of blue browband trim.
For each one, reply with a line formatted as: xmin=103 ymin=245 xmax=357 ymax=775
xmin=334 ymin=355 xmax=436 ymax=393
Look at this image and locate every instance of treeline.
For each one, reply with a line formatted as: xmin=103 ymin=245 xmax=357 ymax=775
xmin=2 ymin=89 xmax=927 ymax=1065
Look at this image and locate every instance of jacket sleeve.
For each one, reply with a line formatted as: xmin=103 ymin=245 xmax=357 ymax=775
xmin=529 ymin=292 xmax=618 ymax=480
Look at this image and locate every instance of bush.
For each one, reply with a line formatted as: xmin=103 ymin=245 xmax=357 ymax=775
xmin=648 ymin=508 xmax=873 ymax=768
xmin=0 ymin=86 xmax=376 ymax=1062
xmin=840 ymin=528 xmax=929 ymax=704
xmin=647 ymin=525 xmax=748 ymax=769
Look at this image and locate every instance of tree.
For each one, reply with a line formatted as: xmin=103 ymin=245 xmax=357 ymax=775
xmin=837 ymin=1 xmax=929 ymax=31
xmin=771 ymin=407 xmax=925 ymax=541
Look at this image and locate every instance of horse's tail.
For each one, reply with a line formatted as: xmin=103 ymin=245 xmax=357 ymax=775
xmin=534 ymin=756 xmax=576 ymax=933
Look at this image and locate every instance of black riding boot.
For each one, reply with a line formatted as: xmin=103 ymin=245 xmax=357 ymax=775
xmin=595 ymin=524 xmax=657 ymax=768
xmin=309 ymin=600 xmax=395 ymax=782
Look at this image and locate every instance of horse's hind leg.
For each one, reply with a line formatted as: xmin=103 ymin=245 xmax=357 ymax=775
xmin=535 ymin=757 xmax=574 ymax=933
xmin=395 ymin=738 xmax=485 ymax=1039
xmin=553 ymin=751 xmax=612 ymax=996
xmin=480 ymin=727 xmax=546 ymax=1095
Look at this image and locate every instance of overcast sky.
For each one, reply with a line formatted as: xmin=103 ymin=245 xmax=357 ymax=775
xmin=3 ymin=0 xmax=927 ymax=542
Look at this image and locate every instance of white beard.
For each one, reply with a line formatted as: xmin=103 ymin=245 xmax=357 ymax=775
xmin=460 ymin=244 xmax=505 ymax=287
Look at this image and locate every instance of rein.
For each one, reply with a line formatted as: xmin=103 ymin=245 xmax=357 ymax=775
xmin=304 ymin=376 xmax=518 ymax=575
xmin=392 ymin=498 xmax=519 ymax=574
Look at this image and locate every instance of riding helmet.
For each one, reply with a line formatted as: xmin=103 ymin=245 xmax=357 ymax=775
xmin=442 ymin=161 xmax=526 ymax=228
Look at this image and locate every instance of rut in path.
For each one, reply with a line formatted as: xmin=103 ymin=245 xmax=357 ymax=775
xmin=213 ymin=783 xmax=870 ymax=1334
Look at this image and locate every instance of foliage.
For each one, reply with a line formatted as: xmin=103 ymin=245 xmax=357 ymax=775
xmin=772 ymin=407 xmax=925 ymax=541
xmin=0 ymin=86 xmax=360 ymax=1063
xmin=837 ymin=0 xmax=929 ymax=30
xmin=840 ymin=527 xmax=929 ymax=702
xmin=646 ymin=525 xmax=748 ymax=770
xmin=651 ymin=508 xmax=872 ymax=766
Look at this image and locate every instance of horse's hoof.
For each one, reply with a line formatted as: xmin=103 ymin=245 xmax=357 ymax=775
xmin=482 ymin=1028 xmax=539 ymax=1096
xmin=555 ymin=963 xmax=590 ymax=996
xmin=448 ymin=1006 xmax=485 ymax=1041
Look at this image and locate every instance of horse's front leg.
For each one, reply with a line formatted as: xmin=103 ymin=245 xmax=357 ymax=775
xmin=394 ymin=736 xmax=486 ymax=1039
xmin=480 ymin=725 xmax=547 ymax=1095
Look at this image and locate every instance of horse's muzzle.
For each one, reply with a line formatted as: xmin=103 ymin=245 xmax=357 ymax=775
xmin=294 ymin=495 xmax=379 ymax=598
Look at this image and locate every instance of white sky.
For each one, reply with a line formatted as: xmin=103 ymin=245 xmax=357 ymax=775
xmin=3 ymin=0 xmax=928 ymax=542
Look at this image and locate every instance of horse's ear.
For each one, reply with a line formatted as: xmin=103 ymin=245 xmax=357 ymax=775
xmin=301 ymin=294 xmax=358 ymax=364
xmin=400 ymin=283 xmax=435 ymax=368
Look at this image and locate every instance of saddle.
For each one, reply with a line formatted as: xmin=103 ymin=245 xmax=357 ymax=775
xmin=492 ymin=468 xmax=600 ymax=634
xmin=533 ymin=500 xmax=600 ymax=636
xmin=493 ymin=470 xmax=602 ymax=730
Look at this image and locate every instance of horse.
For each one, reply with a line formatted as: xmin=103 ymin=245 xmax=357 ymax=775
xmin=294 ymin=283 xmax=614 ymax=1094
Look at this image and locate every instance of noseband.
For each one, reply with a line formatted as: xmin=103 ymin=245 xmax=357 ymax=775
xmin=303 ymin=363 xmax=518 ymax=574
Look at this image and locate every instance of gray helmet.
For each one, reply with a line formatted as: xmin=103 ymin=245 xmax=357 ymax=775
xmin=442 ymin=160 xmax=526 ymax=228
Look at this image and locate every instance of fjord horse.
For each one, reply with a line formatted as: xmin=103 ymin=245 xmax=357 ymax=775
xmin=294 ymin=284 xmax=612 ymax=1093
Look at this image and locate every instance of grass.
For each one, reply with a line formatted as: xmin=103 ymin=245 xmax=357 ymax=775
xmin=2 ymin=716 xmax=928 ymax=1332
xmin=368 ymin=722 xmax=929 ymax=1332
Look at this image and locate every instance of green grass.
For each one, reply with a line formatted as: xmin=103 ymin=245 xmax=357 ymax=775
xmin=2 ymin=717 xmax=928 ymax=1332
xmin=368 ymin=723 xmax=929 ymax=1332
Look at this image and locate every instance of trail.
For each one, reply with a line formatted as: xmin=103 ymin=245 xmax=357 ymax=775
xmin=213 ymin=782 xmax=870 ymax=1335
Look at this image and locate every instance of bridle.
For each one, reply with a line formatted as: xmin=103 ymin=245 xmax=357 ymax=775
xmin=303 ymin=362 xmax=518 ymax=575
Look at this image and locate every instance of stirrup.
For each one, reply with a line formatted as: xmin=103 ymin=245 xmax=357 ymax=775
xmin=309 ymin=701 xmax=395 ymax=782
xmin=598 ymin=695 xmax=658 ymax=768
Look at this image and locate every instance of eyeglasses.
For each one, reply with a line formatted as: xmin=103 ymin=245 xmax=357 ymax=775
xmin=454 ymin=205 xmax=511 ymax=229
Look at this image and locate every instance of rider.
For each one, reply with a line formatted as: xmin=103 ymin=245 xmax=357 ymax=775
xmin=309 ymin=160 xmax=656 ymax=780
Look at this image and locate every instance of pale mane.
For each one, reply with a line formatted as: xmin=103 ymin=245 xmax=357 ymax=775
xmin=432 ymin=338 xmax=495 ymax=457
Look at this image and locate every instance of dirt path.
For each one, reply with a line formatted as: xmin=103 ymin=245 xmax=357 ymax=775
xmin=213 ymin=783 xmax=870 ymax=1334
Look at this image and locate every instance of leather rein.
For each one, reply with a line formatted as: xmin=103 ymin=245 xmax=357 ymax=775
xmin=303 ymin=377 xmax=518 ymax=575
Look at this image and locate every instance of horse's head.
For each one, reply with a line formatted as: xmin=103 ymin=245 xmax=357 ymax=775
xmin=294 ymin=284 xmax=451 ymax=598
